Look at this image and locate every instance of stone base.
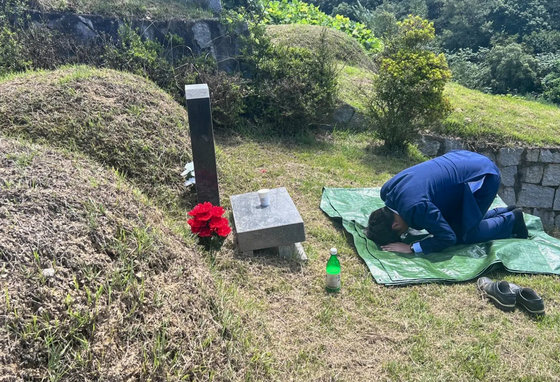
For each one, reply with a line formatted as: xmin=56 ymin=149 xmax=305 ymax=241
xmin=241 ymin=242 xmax=307 ymax=262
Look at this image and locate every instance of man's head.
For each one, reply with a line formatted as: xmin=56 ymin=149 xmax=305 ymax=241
xmin=365 ymin=207 xmax=408 ymax=246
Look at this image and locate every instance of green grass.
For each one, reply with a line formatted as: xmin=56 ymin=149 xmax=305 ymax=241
xmin=266 ymin=24 xmax=373 ymax=70
xmin=211 ymin=129 xmax=560 ymax=380
xmin=337 ymin=65 xmax=560 ymax=147
xmin=441 ymin=83 xmax=560 ymax=146
xmin=34 ymin=0 xmax=212 ymax=19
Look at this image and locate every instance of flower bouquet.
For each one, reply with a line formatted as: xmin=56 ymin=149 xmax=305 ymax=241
xmin=187 ymin=202 xmax=232 ymax=250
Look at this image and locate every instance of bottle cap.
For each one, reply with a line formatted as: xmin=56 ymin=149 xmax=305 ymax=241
xmin=330 ymin=247 xmax=337 ymax=255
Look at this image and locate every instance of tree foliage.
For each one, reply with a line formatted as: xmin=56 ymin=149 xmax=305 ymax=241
xmin=367 ymin=16 xmax=451 ymax=150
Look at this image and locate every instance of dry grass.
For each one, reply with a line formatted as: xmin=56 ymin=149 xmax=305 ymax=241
xmin=210 ymin=130 xmax=560 ymax=381
xmin=32 ymin=0 xmax=212 ymax=19
xmin=0 ymin=66 xmax=192 ymax=207
xmin=0 ymin=138 xmax=235 ymax=380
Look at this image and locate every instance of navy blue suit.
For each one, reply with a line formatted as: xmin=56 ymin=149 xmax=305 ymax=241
xmin=381 ymin=150 xmax=515 ymax=254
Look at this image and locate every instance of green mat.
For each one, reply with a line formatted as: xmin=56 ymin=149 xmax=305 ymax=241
xmin=320 ymin=187 xmax=560 ymax=285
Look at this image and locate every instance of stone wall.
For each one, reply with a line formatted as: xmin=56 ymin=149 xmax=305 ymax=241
xmin=24 ymin=10 xmax=244 ymax=72
xmin=417 ymin=135 xmax=560 ymax=229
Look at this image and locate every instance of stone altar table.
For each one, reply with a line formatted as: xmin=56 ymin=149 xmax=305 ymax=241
xmin=230 ymin=187 xmax=307 ymax=260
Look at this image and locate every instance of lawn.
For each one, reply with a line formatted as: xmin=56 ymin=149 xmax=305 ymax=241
xmin=337 ymin=66 xmax=560 ymax=147
xmin=208 ymin=128 xmax=560 ymax=380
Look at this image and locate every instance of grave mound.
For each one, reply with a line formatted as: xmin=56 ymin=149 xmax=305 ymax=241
xmin=266 ymin=24 xmax=373 ymax=69
xmin=0 ymin=138 xmax=225 ymax=379
xmin=0 ymin=66 xmax=192 ymax=197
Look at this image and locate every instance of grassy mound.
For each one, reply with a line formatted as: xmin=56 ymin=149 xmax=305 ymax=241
xmin=440 ymin=82 xmax=560 ymax=146
xmin=32 ymin=0 xmax=211 ymax=19
xmin=266 ymin=24 xmax=373 ymax=69
xmin=0 ymin=66 xmax=191 ymax=199
xmin=336 ymin=65 xmax=560 ymax=146
xmin=0 ymin=137 xmax=226 ymax=379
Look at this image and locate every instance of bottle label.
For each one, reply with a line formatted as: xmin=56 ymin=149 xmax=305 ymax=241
xmin=326 ymin=273 xmax=340 ymax=290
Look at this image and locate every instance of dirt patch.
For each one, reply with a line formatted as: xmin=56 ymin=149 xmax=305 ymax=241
xmin=0 ymin=138 xmax=225 ymax=380
xmin=0 ymin=66 xmax=192 ymax=201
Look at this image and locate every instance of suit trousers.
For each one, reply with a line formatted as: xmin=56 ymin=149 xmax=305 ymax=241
xmin=461 ymin=174 xmax=515 ymax=244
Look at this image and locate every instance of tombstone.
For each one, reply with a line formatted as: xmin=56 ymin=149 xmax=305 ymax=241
xmin=230 ymin=187 xmax=307 ymax=261
xmin=185 ymin=84 xmax=220 ymax=205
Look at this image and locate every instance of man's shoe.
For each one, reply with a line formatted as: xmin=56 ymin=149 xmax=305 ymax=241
xmin=509 ymin=283 xmax=545 ymax=315
xmin=512 ymin=208 xmax=528 ymax=239
xmin=477 ymin=277 xmax=516 ymax=311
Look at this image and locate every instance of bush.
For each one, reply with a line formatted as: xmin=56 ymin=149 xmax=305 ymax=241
xmin=542 ymin=59 xmax=560 ymax=105
xmin=0 ymin=26 xmax=29 ymax=75
xmin=262 ymin=0 xmax=382 ymax=53
xmin=366 ymin=16 xmax=451 ymax=151
xmin=446 ymin=48 xmax=489 ymax=91
xmin=241 ymin=24 xmax=338 ymax=133
xmin=484 ymin=43 xmax=540 ymax=95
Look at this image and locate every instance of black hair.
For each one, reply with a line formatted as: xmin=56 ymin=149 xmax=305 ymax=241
xmin=365 ymin=207 xmax=401 ymax=246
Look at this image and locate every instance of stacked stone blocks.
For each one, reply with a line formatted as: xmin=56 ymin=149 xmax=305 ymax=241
xmin=417 ymin=135 xmax=560 ymax=229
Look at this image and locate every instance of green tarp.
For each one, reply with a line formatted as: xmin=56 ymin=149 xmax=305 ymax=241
xmin=320 ymin=187 xmax=560 ymax=285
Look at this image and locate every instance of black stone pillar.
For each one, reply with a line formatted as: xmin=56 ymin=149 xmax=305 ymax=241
xmin=185 ymin=84 xmax=220 ymax=206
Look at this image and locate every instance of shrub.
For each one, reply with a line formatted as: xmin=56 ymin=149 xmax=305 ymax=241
xmin=0 ymin=26 xmax=29 ymax=75
xmin=542 ymin=59 xmax=560 ymax=105
xmin=366 ymin=16 xmax=451 ymax=151
xmin=241 ymin=24 xmax=338 ymax=133
xmin=484 ymin=43 xmax=540 ymax=95
xmin=262 ymin=0 xmax=382 ymax=53
xmin=446 ymin=48 xmax=490 ymax=91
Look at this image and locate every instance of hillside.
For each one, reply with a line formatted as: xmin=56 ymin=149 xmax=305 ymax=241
xmin=0 ymin=66 xmax=192 ymax=204
xmin=336 ymin=62 xmax=560 ymax=147
xmin=31 ymin=0 xmax=212 ymax=19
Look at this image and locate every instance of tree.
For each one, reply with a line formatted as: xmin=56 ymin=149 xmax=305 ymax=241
xmin=367 ymin=16 xmax=451 ymax=151
xmin=484 ymin=43 xmax=539 ymax=94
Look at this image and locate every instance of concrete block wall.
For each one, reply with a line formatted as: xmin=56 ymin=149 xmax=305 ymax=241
xmin=417 ymin=135 xmax=560 ymax=229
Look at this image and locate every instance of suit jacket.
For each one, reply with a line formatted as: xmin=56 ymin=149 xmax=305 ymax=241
xmin=381 ymin=150 xmax=500 ymax=253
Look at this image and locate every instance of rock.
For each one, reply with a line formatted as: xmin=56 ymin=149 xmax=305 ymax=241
xmin=517 ymin=183 xmax=555 ymax=208
xmin=76 ymin=16 xmax=97 ymax=41
xmin=209 ymin=0 xmax=223 ymax=13
xmin=532 ymin=209 xmax=555 ymax=228
xmin=479 ymin=149 xmax=496 ymax=164
xmin=525 ymin=149 xmax=540 ymax=162
xmin=499 ymin=187 xmax=516 ymax=206
xmin=332 ymin=103 xmax=355 ymax=124
xmin=554 ymin=190 xmax=560 ymax=210
xmin=417 ymin=136 xmax=441 ymax=157
xmin=555 ymin=214 xmax=560 ymax=228
xmin=442 ymin=138 xmax=465 ymax=153
xmin=542 ymin=164 xmax=560 ymax=186
xmin=520 ymin=165 xmax=544 ymax=184
xmin=497 ymin=147 xmax=523 ymax=166
xmin=500 ymin=166 xmax=517 ymax=187
xmin=42 ymin=268 xmax=55 ymax=278
xmin=540 ymin=149 xmax=560 ymax=163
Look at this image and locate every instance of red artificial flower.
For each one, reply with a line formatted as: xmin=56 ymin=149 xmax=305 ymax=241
xmin=188 ymin=201 xmax=214 ymax=221
xmin=187 ymin=202 xmax=231 ymax=239
xmin=211 ymin=206 xmax=225 ymax=217
xmin=198 ymin=227 xmax=213 ymax=237
xmin=187 ymin=218 xmax=206 ymax=228
xmin=216 ymin=225 xmax=232 ymax=237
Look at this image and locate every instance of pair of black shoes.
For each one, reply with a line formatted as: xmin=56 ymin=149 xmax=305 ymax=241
xmin=477 ymin=277 xmax=545 ymax=315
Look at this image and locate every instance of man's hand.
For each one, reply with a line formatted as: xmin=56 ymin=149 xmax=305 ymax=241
xmin=380 ymin=242 xmax=412 ymax=253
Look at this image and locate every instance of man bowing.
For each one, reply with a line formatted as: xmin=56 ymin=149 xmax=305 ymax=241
xmin=366 ymin=150 xmax=528 ymax=254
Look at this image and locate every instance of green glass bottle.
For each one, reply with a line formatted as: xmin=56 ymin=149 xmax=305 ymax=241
xmin=326 ymin=247 xmax=341 ymax=293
